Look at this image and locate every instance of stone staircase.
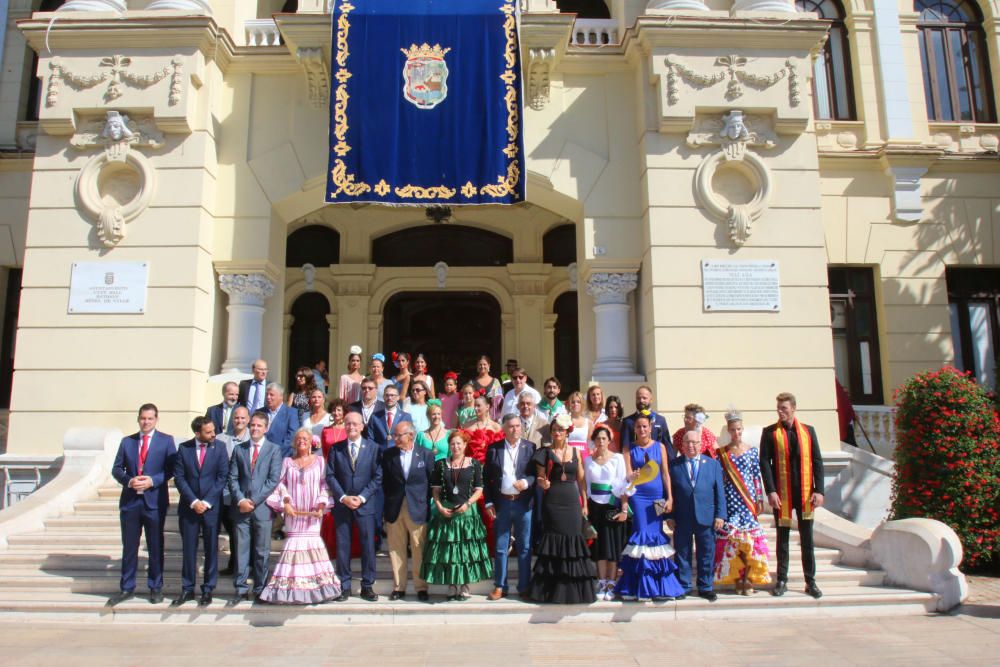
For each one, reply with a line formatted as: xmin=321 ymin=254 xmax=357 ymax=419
xmin=0 ymin=480 xmax=939 ymax=625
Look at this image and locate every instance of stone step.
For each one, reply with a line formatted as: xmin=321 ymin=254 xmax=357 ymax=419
xmin=0 ymin=587 xmax=938 ymax=626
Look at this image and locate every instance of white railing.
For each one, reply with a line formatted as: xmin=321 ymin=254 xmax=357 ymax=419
xmin=853 ymin=405 xmax=897 ymax=458
xmin=570 ymin=19 xmax=619 ymax=47
xmin=245 ymin=19 xmax=282 ymax=47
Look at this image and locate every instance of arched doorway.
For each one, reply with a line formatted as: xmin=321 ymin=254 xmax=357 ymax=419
xmin=553 ymin=292 xmax=580 ymax=395
xmin=288 ymin=292 xmax=330 ymax=386
xmin=382 ymin=292 xmax=502 ymax=387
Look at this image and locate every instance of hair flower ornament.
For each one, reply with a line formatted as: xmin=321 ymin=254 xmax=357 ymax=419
xmin=552 ymin=413 xmax=574 ymax=433
xmin=371 ymin=352 xmax=385 ymax=363
xmin=349 ymin=345 xmax=362 ymax=355
xmin=639 ymin=409 xmax=652 ymax=417
xmin=427 ymin=398 xmax=442 ymax=407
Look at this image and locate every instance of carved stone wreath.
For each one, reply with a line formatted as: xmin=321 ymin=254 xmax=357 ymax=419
xmin=72 ymin=111 xmax=163 ymax=248
xmin=664 ymin=55 xmax=800 ymax=108
xmin=689 ymin=110 xmax=776 ymax=246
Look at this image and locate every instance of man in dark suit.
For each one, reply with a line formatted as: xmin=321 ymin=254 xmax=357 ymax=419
xmin=238 ymin=358 xmax=269 ymax=413
xmin=206 ymin=381 xmax=239 ymax=436
xmin=348 ymin=377 xmax=384 ymax=427
xmin=326 ymin=411 xmax=383 ymax=602
xmin=621 ymin=385 xmax=674 ymax=459
xmin=109 ymin=403 xmax=177 ymax=606
xmin=263 ymin=382 xmax=299 ymax=457
xmin=667 ymin=429 xmax=726 ymax=602
xmin=483 ymin=413 xmax=536 ymax=601
xmin=171 ymin=416 xmax=229 ymax=607
xmin=760 ymin=391 xmax=825 ymax=599
xmin=381 ymin=420 xmax=435 ymax=601
xmin=365 ymin=384 xmax=412 ymax=448
xmin=226 ymin=411 xmax=282 ymax=605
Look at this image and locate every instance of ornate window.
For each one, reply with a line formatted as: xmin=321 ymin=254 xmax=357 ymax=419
xmin=286 ymin=225 xmax=340 ymax=267
xmin=916 ymin=0 xmax=995 ymax=122
xmin=542 ymin=224 xmax=577 ymax=267
xmin=797 ymin=0 xmax=856 ymax=120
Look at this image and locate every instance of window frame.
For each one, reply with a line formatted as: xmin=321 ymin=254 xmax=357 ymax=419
xmin=797 ymin=0 xmax=857 ymax=121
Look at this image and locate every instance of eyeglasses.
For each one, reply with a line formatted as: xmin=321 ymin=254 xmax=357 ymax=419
xmin=296 ymin=375 xmax=306 ymax=379
xmin=414 ymin=388 xmax=426 ymax=393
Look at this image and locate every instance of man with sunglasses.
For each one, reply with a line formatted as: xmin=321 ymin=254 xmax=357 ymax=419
xmin=500 ymin=367 xmax=541 ymax=418
xmin=348 ymin=378 xmax=384 ymax=427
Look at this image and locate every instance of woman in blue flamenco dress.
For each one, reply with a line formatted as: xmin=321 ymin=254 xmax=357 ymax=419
xmin=614 ymin=414 xmax=685 ymax=601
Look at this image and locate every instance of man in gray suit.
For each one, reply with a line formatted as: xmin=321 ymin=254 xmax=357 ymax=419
xmin=226 ymin=411 xmax=282 ymax=605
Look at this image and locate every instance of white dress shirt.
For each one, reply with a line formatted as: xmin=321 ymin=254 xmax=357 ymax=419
xmin=500 ymin=385 xmax=542 ymax=418
xmin=399 ymin=446 xmax=413 ymax=481
xmin=500 ymin=439 xmax=520 ymax=495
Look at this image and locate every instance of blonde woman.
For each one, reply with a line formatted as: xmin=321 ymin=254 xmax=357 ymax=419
xmin=566 ymin=391 xmax=593 ymax=460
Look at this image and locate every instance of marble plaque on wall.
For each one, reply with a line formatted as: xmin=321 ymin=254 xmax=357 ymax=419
xmin=702 ymin=260 xmax=780 ymax=311
xmin=68 ymin=262 xmax=148 ymax=314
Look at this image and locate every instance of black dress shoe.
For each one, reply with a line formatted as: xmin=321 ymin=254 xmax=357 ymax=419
xmin=335 ymin=589 xmax=351 ymax=602
xmin=107 ymin=590 xmax=134 ymax=607
xmin=772 ymin=580 xmax=787 ymax=597
xmin=697 ymin=591 xmax=718 ymax=603
xmin=805 ymin=583 xmax=823 ymax=599
xmin=417 ymin=590 xmax=430 ymax=603
xmin=149 ymin=590 xmax=164 ymax=604
xmin=674 ymin=593 xmax=687 ymax=600
xmin=226 ymin=593 xmax=251 ymax=607
xmin=360 ymin=587 xmax=379 ymax=602
xmin=389 ymin=590 xmax=405 ymax=601
xmin=170 ymin=591 xmax=195 ymax=607
xmin=651 ymin=596 xmax=674 ymax=602
xmin=199 ymin=593 xmax=213 ymax=607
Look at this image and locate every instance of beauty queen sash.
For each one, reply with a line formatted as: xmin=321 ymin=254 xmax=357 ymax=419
xmin=719 ymin=448 xmax=757 ymax=519
xmin=773 ymin=420 xmax=814 ymax=527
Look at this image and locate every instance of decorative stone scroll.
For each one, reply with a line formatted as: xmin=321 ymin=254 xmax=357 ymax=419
xmin=71 ymin=111 xmax=164 ymax=248
xmin=586 ymin=272 xmax=638 ymax=305
xmin=527 ymin=47 xmax=554 ymax=111
xmin=219 ymin=273 xmax=276 ymax=306
xmin=586 ymin=271 xmax=642 ymax=380
xmin=297 ymin=48 xmax=330 ymax=109
xmin=689 ymin=110 xmax=776 ymax=246
xmin=664 ymin=55 xmax=799 ymax=108
xmin=47 ymin=55 xmax=183 ymax=108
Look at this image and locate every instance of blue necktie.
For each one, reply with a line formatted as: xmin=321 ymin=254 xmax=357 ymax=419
xmin=250 ymin=382 xmax=260 ymax=411
xmin=688 ymin=458 xmax=698 ymax=484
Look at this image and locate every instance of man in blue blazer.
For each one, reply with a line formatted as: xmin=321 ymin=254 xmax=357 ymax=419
xmin=326 ymin=411 xmax=383 ymax=602
xmin=667 ymin=429 xmax=726 ymax=602
xmin=262 ymin=382 xmax=299 ymax=458
xmin=348 ymin=377 xmax=384 ymax=427
xmin=205 ymin=381 xmax=239 ymax=436
xmin=482 ymin=413 xmax=536 ymax=601
xmin=109 ymin=403 xmax=177 ymax=606
xmin=365 ymin=384 xmax=412 ymax=448
xmin=171 ymin=416 xmax=230 ymax=608
xmin=621 ymin=385 xmax=674 ymax=459
xmin=381 ymin=420 xmax=435 ymax=601
xmin=226 ymin=412 xmax=283 ymax=605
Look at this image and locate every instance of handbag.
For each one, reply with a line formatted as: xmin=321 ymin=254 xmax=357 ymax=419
xmin=653 ymin=498 xmax=668 ymax=516
xmin=581 ymin=517 xmax=598 ymax=542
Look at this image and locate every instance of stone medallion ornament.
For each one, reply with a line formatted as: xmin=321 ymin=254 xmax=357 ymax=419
xmin=401 ymin=43 xmax=451 ymax=110
xmin=71 ymin=111 xmax=163 ymax=248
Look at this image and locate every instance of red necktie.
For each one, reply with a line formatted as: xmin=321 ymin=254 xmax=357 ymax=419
xmin=251 ymin=443 xmax=260 ymax=471
xmin=387 ymin=410 xmax=394 ymax=432
xmin=198 ymin=444 xmax=206 ymax=469
xmin=139 ymin=434 xmax=150 ymax=474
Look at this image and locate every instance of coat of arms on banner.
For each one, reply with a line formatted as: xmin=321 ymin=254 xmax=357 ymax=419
xmin=400 ymin=43 xmax=451 ymax=110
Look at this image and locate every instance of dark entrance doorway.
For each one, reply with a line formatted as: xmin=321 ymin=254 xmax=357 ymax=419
xmin=288 ymin=292 xmax=330 ymax=387
xmin=553 ymin=292 xmax=580 ymax=395
xmin=382 ymin=292 xmax=502 ymax=389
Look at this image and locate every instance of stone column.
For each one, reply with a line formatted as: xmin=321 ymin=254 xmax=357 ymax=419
xmin=647 ymin=0 xmax=709 ymax=10
xmin=219 ymin=273 xmax=275 ymax=374
xmin=586 ymin=272 xmax=643 ymax=380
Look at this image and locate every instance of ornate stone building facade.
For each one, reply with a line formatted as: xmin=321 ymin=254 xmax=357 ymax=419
xmin=0 ymin=0 xmax=998 ymax=458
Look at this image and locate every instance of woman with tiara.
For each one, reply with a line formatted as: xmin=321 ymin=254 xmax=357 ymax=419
xmin=714 ymin=409 xmax=771 ymax=595
xmin=615 ymin=414 xmax=685 ymax=601
xmin=367 ymin=353 xmax=394 ymax=401
xmin=338 ymin=345 xmax=365 ymax=404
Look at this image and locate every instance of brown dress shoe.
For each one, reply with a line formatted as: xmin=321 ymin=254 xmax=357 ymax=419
xmin=487 ymin=588 xmax=504 ymax=601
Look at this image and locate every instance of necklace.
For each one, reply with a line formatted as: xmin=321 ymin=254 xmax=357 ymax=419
xmin=552 ymin=445 xmax=569 ymax=481
xmin=428 ymin=425 xmax=444 ymax=442
xmin=450 ymin=456 xmax=465 ymax=495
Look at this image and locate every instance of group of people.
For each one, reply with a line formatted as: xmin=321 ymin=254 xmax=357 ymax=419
xmin=109 ymin=349 xmax=825 ymax=608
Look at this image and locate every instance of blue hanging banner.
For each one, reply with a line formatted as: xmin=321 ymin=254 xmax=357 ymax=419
xmin=326 ymin=0 xmax=526 ymax=206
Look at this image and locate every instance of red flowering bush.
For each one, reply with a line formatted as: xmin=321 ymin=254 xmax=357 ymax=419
xmin=892 ymin=367 xmax=1000 ymax=570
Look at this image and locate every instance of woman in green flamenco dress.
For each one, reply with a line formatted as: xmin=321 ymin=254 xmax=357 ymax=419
xmin=420 ymin=430 xmax=493 ymax=600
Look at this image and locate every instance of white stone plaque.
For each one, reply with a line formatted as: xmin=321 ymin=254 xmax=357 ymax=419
xmin=702 ymin=260 xmax=780 ymax=311
xmin=68 ymin=262 xmax=149 ymax=314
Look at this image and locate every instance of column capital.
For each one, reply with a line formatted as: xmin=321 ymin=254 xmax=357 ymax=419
xmin=586 ymin=272 xmax=638 ymax=305
xmin=145 ymin=0 xmax=212 ymax=13
xmin=219 ymin=273 xmax=275 ymax=307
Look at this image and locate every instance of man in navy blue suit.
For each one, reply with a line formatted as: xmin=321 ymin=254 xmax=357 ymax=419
xmin=668 ymin=429 xmax=726 ymax=602
xmin=348 ymin=377 xmax=384 ymax=427
xmin=263 ymin=382 xmax=299 ymax=457
xmin=365 ymin=384 xmax=412 ymax=448
xmin=326 ymin=411 xmax=382 ymax=602
xmin=206 ymin=381 xmax=239 ymax=436
xmin=171 ymin=416 xmax=229 ymax=608
xmin=621 ymin=385 xmax=674 ymax=459
xmin=109 ymin=403 xmax=177 ymax=606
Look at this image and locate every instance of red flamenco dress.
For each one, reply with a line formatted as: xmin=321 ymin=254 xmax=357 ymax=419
xmin=466 ymin=426 xmax=502 ymax=551
xmin=320 ymin=426 xmax=364 ymax=559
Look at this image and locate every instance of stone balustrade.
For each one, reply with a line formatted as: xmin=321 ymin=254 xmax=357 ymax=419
xmin=853 ymin=405 xmax=897 ymax=458
xmin=245 ymin=19 xmax=281 ymax=47
xmin=570 ymin=19 xmax=619 ymax=46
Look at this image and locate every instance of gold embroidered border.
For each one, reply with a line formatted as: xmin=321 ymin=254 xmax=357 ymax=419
xmin=329 ymin=0 xmax=522 ymax=202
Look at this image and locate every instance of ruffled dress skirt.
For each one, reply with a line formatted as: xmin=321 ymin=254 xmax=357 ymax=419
xmin=527 ymin=479 xmax=597 ymax=604
xmin=614 ymin=497 xmax=685 ymax=600
xmin=588 ymin=498 xmax=628 ymax=563
xmin=714 ymin=525 xmax=772 ymax=586
xmin=259 ymin=530 xmax=342 ymax=604
xmin=421 ymin=503 xmax=493 ymax=586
